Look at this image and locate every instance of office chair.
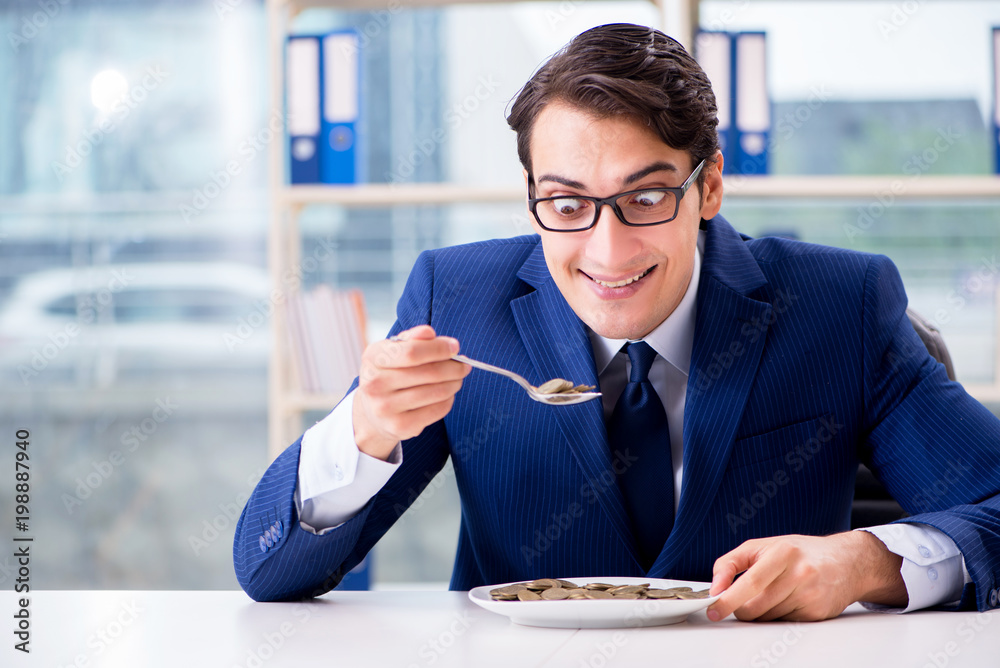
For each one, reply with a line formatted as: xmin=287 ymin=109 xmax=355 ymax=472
xmin=850 ymin=308 xmax=956 ymax=529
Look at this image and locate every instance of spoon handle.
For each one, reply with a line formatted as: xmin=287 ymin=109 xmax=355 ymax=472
xmin=451 ymin=354 xmax=537 ymax=394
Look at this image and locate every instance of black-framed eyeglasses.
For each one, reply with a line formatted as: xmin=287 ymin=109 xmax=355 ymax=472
xmin=527 ymin=158 xmax=706 ymax=233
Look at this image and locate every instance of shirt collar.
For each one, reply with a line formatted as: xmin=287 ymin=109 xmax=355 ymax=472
xmin=588 ymin=230 xmax=703 ymax=377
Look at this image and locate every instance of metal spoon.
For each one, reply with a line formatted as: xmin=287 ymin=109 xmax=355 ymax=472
xmin=451 ymin=354 xmax=602 ymax=406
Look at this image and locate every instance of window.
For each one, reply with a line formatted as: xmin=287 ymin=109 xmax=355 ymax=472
xmin=0 ymin=0 xmax=995 ymax=594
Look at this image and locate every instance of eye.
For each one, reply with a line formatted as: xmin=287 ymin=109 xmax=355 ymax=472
xmin=628 ymin=190 xmax=667 ymax=208
xmin=549 ymin=197 xmax=587 ymax=216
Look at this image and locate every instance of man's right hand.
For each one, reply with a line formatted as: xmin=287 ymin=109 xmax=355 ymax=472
xmin=352 ymin=325 xmax=470 ymax=461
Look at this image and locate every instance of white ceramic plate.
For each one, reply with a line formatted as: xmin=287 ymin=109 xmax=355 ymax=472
xmin=468 ymin=577 xmax=718 ymax=629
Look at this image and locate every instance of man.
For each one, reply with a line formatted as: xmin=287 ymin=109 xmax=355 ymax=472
xmin=235 ymin=24 xmax=1000 ymax=621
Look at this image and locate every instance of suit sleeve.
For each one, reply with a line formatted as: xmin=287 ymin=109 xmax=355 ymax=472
xmin=859 ymin=255 xmax=1000 ymax=612
xmin=233 ymin=251 xmax=452 ymax=601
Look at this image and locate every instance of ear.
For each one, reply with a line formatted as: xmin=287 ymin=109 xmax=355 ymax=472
xmin=698 ymin=151 xmax=724 ymax=220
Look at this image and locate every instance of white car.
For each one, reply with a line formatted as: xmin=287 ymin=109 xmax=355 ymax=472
xmin=0 ymin=262 xmax=273 ymax=387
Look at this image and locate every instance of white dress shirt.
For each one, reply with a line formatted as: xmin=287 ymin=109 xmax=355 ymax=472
xmin=296 ymin=232 xmax=968 ymax=610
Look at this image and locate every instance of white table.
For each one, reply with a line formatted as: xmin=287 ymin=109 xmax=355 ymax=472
xmin=4 ymin=590 xmax=998 ymax=667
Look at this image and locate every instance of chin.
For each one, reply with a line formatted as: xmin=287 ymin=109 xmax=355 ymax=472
xmin=586 ymin=315 xmax=649 ymax=341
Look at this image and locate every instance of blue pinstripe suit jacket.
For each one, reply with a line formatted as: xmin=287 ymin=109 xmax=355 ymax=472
xmin=234 ymin=215 xmax=1000 ymax=611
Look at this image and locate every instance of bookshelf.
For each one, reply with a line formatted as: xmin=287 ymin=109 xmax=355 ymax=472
xmin=265 ymin=0 xmax=680 ymax=457
xmin=266 ymin=0 xmax=1000 ymax=457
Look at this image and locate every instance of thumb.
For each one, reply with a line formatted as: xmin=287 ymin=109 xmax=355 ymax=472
xmin=394 ymin=324 xmax=437 ymax=341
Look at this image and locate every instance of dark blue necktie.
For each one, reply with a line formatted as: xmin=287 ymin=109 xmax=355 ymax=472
xmin=607 ymin=341 xmax=674 ymax=571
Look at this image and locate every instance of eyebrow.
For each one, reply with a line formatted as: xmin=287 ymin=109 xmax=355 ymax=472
xmin=535 ymin=161 xmax=680 ymax=192
xmin=623 ymin=161 xmax=679 ymax=185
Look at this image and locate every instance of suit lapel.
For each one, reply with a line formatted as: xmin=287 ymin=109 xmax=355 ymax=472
xmin=512 ymin=244 xmax=642 ymax=569
xmin=650 ymin=216 xmax=773 ymax=576
xmin=512 ymin=218 xmax=775 ymax=577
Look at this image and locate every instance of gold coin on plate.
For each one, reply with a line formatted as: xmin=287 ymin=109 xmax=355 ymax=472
xmin=610 ymin=585 xmax=648 ymax=595
xmin=644 ymin=589 xmax=678 ymax=599
xmin=675 ymin=590 xmax=710 ymax=599
xmin=541 ymin=588 xmax=570 ymax=600
xmin=489 ymin=590 xmax=519 ymax=600
xmin=584 ymin=590 xmax=614 ymax=600
xmin=497 ymin=584 xmax=528 ymax=596
xmin=584 ymin=582 xmax=614 ymax=591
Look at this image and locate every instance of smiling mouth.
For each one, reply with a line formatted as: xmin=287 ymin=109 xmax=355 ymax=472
xmin=585 ymin=266 xmax=655 ymax=288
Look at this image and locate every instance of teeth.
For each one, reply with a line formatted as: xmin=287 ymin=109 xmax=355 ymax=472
xmin=592 ymin=267 xmax=652 ymax=288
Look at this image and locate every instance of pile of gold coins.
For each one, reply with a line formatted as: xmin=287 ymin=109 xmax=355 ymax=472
xmin=489 ymin=579 xmax=712 ymax=602
xmin=535 ymin=379 xmax=595 ymax=395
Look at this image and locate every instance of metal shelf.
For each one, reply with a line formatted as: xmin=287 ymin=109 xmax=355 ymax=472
xmin=280 ymin=183 xmax=524 ymax=207
xmin=277 ymin=0 xmax=666 ymax=13
xmin=280 ymin=176 xmax=1000 ymax=207
xmin=720 ymin=175 xmax=1000 ymax=199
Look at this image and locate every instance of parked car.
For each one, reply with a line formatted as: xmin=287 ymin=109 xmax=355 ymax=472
xmin=0 ymin=262 xmax=272 ymax=387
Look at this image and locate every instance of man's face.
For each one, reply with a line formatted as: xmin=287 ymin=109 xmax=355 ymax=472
xmin=527 ymin=102 xmax=723 ymax=340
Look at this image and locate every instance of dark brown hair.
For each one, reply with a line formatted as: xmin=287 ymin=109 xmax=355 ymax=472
xmin=507 ymin=23 xmax=719 ymax=185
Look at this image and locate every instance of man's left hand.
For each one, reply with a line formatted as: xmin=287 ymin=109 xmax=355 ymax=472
xmin=706 ymin=531 xmax=907 ymax=622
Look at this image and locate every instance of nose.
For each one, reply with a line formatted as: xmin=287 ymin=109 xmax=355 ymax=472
xmin=585 ymin=201 xmax=639 ymax=269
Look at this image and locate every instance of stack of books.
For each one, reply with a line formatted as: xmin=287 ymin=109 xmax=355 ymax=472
xmin=285 ymin=285 xmax=367 ymax=395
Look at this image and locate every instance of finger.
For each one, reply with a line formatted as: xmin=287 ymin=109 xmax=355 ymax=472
xmin=707 ymin=545 xmax=787 ymax=622
xmin=731 ymin=574 xmax=799 ymax=622
xmin=382 ymin=378 xmax=466 ymax=415
xmin=393 ymin=324 xmax=437 ymax=341
xmin=709 ymin=539 xmax=762 ymax=595
xmin=776 ymin=604 xmax=835 ymax=622
xmin=753 ymin=595 xmax=804 ymax=622
xmin=363 ymin=358 xmax=470 ymax=394
xmin=375 ymin=392 xmax=460 ymax=442
xmin=370 ymin=335 xmax=460 ymax=370
xmin=718 ymin=559 xmax=790 ymax=620
xmin=709 ymin=556 xmax=743 ymax=596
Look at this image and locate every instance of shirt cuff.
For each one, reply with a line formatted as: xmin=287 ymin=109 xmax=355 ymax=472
xmin=296 ymin=391 xmax=403 ymax=535
xmin=857 ymin=523 xmax=968 ymax=613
